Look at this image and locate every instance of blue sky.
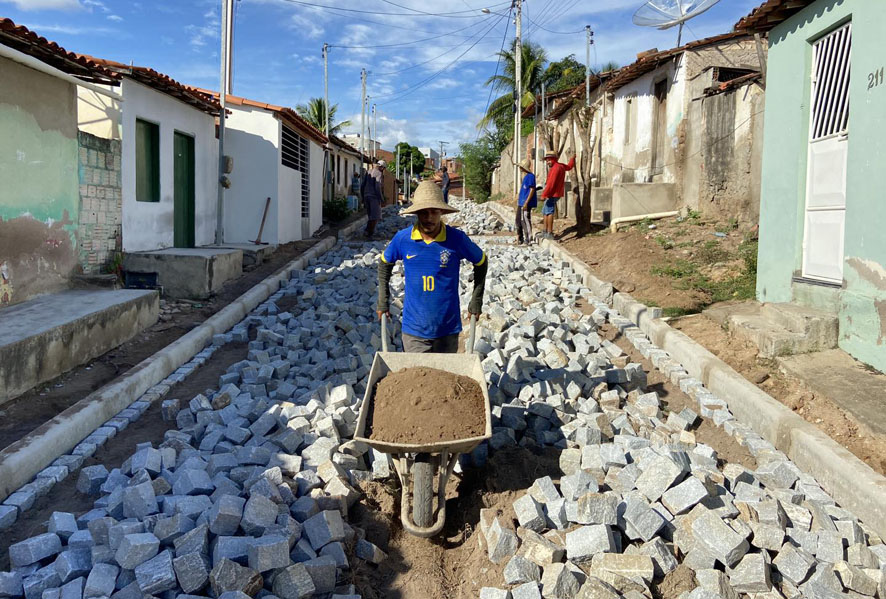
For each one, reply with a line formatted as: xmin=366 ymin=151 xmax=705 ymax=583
xmin=2 ymin=0 xmax=763 ymax=152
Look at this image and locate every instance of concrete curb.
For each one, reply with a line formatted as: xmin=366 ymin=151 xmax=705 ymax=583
xmin=0 ymin=235 xmax=338 ymax=501
xmin=485 ymin=201 xmax=886 ymax=539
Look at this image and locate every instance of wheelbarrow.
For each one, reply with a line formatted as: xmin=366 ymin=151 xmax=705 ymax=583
xmin=353 ymin=314 xmax=492 ymax=537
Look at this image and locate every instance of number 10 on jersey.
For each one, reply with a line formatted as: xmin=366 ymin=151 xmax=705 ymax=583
xmin=422 ymin=276 xmax=435 ymax=291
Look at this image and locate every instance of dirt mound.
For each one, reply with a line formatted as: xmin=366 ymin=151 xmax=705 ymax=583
xmin=368 ymin=367 xmax=486 ymax=444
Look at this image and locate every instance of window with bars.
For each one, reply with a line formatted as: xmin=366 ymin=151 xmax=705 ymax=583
xmin=811 ymin=23 xmax=851 ymax=141
xmin=281 ymin=125 xmax=310 ymax=219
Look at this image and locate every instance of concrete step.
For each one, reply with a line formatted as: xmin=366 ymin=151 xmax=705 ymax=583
xmin=760 ymin=302 xmax=838 ymax=347
xmin=727 ymin=313 xmax=810 ymax=359
xmin=703 ymin=301 xmax=838 ymax=359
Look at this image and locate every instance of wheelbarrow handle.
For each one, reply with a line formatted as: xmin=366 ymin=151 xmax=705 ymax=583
xmin=467 ymin=314 xmax=477 ymax=355
xmin=381 ymin=312 xmax=389 ymax=353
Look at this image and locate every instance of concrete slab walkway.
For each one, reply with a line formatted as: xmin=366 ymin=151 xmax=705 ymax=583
xmin=0 ymin=289 xmax=159 ymax=403
xmin=779 ymin=349 xmax=886 ymax=436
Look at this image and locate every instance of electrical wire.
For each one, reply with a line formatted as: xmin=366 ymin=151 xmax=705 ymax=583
xmin=373 ymin=15 xmax=499 ymax=74
xmin=276 ymin=0 xmax=509 ymax=19
xmin=476 ymin=4 xmax=513 ymax=140
xmin=377 ymin=0 xmax=501 ymax=18
xmin=524 ymin=13 xmax=585 ymax=35
xmin=376 ymin=13 xmax=507 ymax=105
xmin=329 ymin=14 xmax=495 ymax=49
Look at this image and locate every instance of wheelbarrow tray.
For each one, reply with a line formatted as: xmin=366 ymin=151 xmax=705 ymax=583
xmin=354 ymin=351 xmax=492 ymax=456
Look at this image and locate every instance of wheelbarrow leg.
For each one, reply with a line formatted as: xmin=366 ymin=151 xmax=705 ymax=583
xmin=412 ymin=453 xmax=434 ymax=528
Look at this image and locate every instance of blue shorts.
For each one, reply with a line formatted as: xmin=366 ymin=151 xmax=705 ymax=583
xmin=542 ymin=197 xmax=559 ymax=215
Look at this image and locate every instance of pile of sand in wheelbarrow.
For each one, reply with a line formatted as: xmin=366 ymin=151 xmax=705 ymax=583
xmin=367 ymin=366 xmax=486 ymax=444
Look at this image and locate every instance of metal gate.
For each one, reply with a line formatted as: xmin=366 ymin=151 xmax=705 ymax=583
xmin=802 ymin=23 xmax=851 ymax=283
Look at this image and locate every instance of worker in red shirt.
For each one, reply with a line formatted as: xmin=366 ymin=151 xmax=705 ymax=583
xmin=539 ymin=150 xmax=575 ymax=239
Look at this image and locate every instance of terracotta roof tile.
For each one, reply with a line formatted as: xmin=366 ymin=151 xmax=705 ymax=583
xmin=83 ymin=56 xmax=220 ymax=115
xmin=607 ymin=31 xmax=752 ymax=91
xmin=195 ymin=88 xmax=327 ymax=145
xmin=735 ymin=0 xmax=817 ymax=32
xmin=0 ymin=17 xmax=118 ymax=84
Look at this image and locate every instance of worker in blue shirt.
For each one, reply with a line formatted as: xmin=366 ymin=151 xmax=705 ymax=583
xmin=516 ymin=158 xmax=536 ymax=245
xmin=377 ymin=180 xmax=488 ymax=353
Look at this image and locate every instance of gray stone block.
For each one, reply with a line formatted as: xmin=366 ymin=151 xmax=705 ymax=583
xmin=514 ymin=494 xmax=547 ymax=533
xmin=0 ymin=571 xmax=23 ymax=598
xmin=510 ymin=583 xmax=541 ymax=599
xmin=271 ymin=564 xmax=315 ymax=599
xmin=634 ymin=455 xmax=686 ymax=502
xmin=486 ymin=518 xmax=519 ymax=565
xmin=503 ymin=556 xmax=541 ymax=585
xmin=173 ymin=524 xmax=209 ymax=558
xmin=833 ymin=560 xmax=878 ymax=596
xmin=22 ymin=567 xmax=59 ymax=599
xmin=691 ymin=510 xmax=749 ymax=568
xmin=539 ymin=563 xmax=579 ymax=599
xmin=301 ymin=556 xmax=336 ymax=594
xmin=172 ymin=552 xmax=210 ymax=594
xmin=115 ymin=533 xmax=160 ymax=570
xmin=58 ymin=577 xmax=82 ymax=599
xmin=173 ymin=470 xmax=214 ymax=497
xmin=302 ymin=511 xmax=345 ymax=551
xmin=83 ymin=563 xmax=118 ymax=599
xmin=122 ymin=482 xmax=158 ymax=519
xmin=354 ymin=539 xmax=386 ymax=565
xmin=209 ymin=559 xmax=263 ymax=597
xmin=621 ymin=496 xmax=665 ymax=542
xmin=729 ymin=552 xmax=771 ymax=593
xmin=47 ymin=513 xmax=78 ymax=542
xmin=565 ymin=525 xmax=615 ymax=563
xmin=10 ymin=534 xmax=63 ymax=568
xmin=479 ymin=589 xmax=511 ymax=599
xmin=53 ymin=550 xmax=92 ymax=584
xmin=208 ymin=496 xmax=245 ymax=536
xmin=0 ymin=505 xmax=17 ymax=531
xmin=152 ymin=514 xmax=194 ymax=545
xmin=76 ymin=466 xmax=109 ymax=496
xmin=575 ymin=493 xmax=618 ymax=526
xmin=240 ymin=495 xmax=278 ymax=536
xmin=661 ymin=477 xmax=708 ymax=515
xmin=247 ymin=536 xmax=290 ymax=573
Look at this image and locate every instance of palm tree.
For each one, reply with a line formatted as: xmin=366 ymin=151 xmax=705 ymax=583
xmin=295 ymin=97 xmax=352 ymax=136
xmin=479 ymin=40 xmax=547 ymax=132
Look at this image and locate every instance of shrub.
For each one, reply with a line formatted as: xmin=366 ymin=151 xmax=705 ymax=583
xmin=323 ymin=195 xmax=351 ymax=223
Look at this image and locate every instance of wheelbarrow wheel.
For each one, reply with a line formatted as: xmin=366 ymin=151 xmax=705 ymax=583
xmin=412 ymin=459 xmax=434 ymax=528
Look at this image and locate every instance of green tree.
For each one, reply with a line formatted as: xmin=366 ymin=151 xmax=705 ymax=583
xmin=460 ymin=132 xmax=504 ymax=203
xmin=479 ymin=40 xmax=548 ymax=134
xmin=295 ymin=97 xmax=351 ymax=136
xmin=387 ymin=142 xmax=425 ymax=178
xmin=542 ymin=54 xmax=587 ymax=93
xmin=596 ymin=60 xmax=620 ymax=74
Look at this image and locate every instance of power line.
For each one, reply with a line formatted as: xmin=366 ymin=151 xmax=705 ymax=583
xmin=477 ymin=4 xmax=513 ymax=140
xmin=329 ymin=14 xmax=495 ymax=49
xmin=277 ymin=0 xmax=509 ymax=19
xmin=524 ymin=13 xmax=585 ymax=35
xmin=377 ymin=0 xmax=497 ymax=18
xmin=377 ymin=13 xmax=507 ymax=105
xmin=374 ymin=15 xmax=500 ymax=75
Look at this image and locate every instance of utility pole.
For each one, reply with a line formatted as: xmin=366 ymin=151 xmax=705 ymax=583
xmin=360 ymin=69 xmax=367 ymax=168
xmin=215 ymin=0 xmax=234 ymax=245
xmin=585 ymin=26 xmax=593 ymax=107
xmin=409 ymin=160 xmax=413 ymax=203
xmin=395 ymin=144 xmax=400 ymax=203
xmin=438 ymin=141 xmax=448 ymax=170
xmin=372 ymin=104 xmax=377 ymax=161
xmin=513 ymin=0 xmax=522 ymax=196
xmin=322 ymin=43 xmax=330 ymax=207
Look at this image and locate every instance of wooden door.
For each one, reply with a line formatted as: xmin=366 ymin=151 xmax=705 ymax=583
xmin=173 ymin=132 xmax=195 ymax=248
xmin=652 ymin=78 xmax=668 ymax=176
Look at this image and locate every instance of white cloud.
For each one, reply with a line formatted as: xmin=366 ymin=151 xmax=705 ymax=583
xmin=20 ymin=22 xmax=118 ymax=35
xmin=107 ymin=14 xmax=122 ymax=22
xmin=426 ymin=77 xmax=459 ymax=90
xmin=82 ymin=0 xmax=108 ymax=12
xmin=287 ymin=13 xmax=323 ymax=39
xmin=0 ymin=0 xmax=81 ymax=9
xmin=184 ymin=6 xmax=220 ymax=50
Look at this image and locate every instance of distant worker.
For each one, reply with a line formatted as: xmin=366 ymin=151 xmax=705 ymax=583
xmin=515 ymin=158 xmax=536 ymax=245
xmin=441 ymin=166 xmax=451 ymax=204
xmin=361 ymin=160 xmax=385 ymax=239
xmin=540 ymin=149 xmax=575 ymax=239
xmin=377 ymin=180 xmax=488 ymax=353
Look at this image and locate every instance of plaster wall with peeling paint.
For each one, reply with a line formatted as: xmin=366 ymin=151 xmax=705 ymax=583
xmin=0 ymin=57 xmax=80 ymax=307
xmin=755 ymin=0 xmax=886 ymax=372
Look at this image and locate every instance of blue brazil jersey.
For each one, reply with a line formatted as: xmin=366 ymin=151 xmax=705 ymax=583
xmin=382 ymin=224 xmax=486 ymax=339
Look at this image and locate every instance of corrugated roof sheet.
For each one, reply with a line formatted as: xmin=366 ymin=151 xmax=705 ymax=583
xmin=86 ymin=57 xmax=220 ymax=114
xmin=735 ymin=0 xmax=817 ymax=32
xmin=0 ymin=18 xmax=118 ymax=84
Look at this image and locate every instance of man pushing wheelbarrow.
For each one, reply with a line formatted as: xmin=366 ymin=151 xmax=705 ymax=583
xmin=377 ymin=180 xmax=488 ymax=352
xmin=356 ymin=180 xmax=492 ymax=537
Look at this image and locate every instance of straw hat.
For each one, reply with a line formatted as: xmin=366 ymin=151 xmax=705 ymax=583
xmin=519 ymin=158 xmax=533 ymax=172
xmin=402 ymin=180 xmax=459 ymax=215
xmin=544 ymin=150 xmax=558 ymax=159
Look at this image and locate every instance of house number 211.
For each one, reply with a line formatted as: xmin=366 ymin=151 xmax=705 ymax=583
xmin=868 ymin=67 xmax=885 ymax=90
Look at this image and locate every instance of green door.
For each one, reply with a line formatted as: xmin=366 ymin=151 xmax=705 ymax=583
xmin=173 ymin=132 xmax=196 ymax=248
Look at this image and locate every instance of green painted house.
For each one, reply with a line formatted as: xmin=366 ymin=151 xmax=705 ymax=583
xmin=738 ymin=0 xmax=886 ymax=372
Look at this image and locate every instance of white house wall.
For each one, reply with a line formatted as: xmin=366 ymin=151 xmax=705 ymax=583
xmin=278 ymin=162 xmax=302 ymax=243
xmin=309 ymin=141 xmax=324 ymax=235
xmin=222 ymin=105 xmax=280 ymax=244
xmin=120 ymin=79 xmax=217 ymax=252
